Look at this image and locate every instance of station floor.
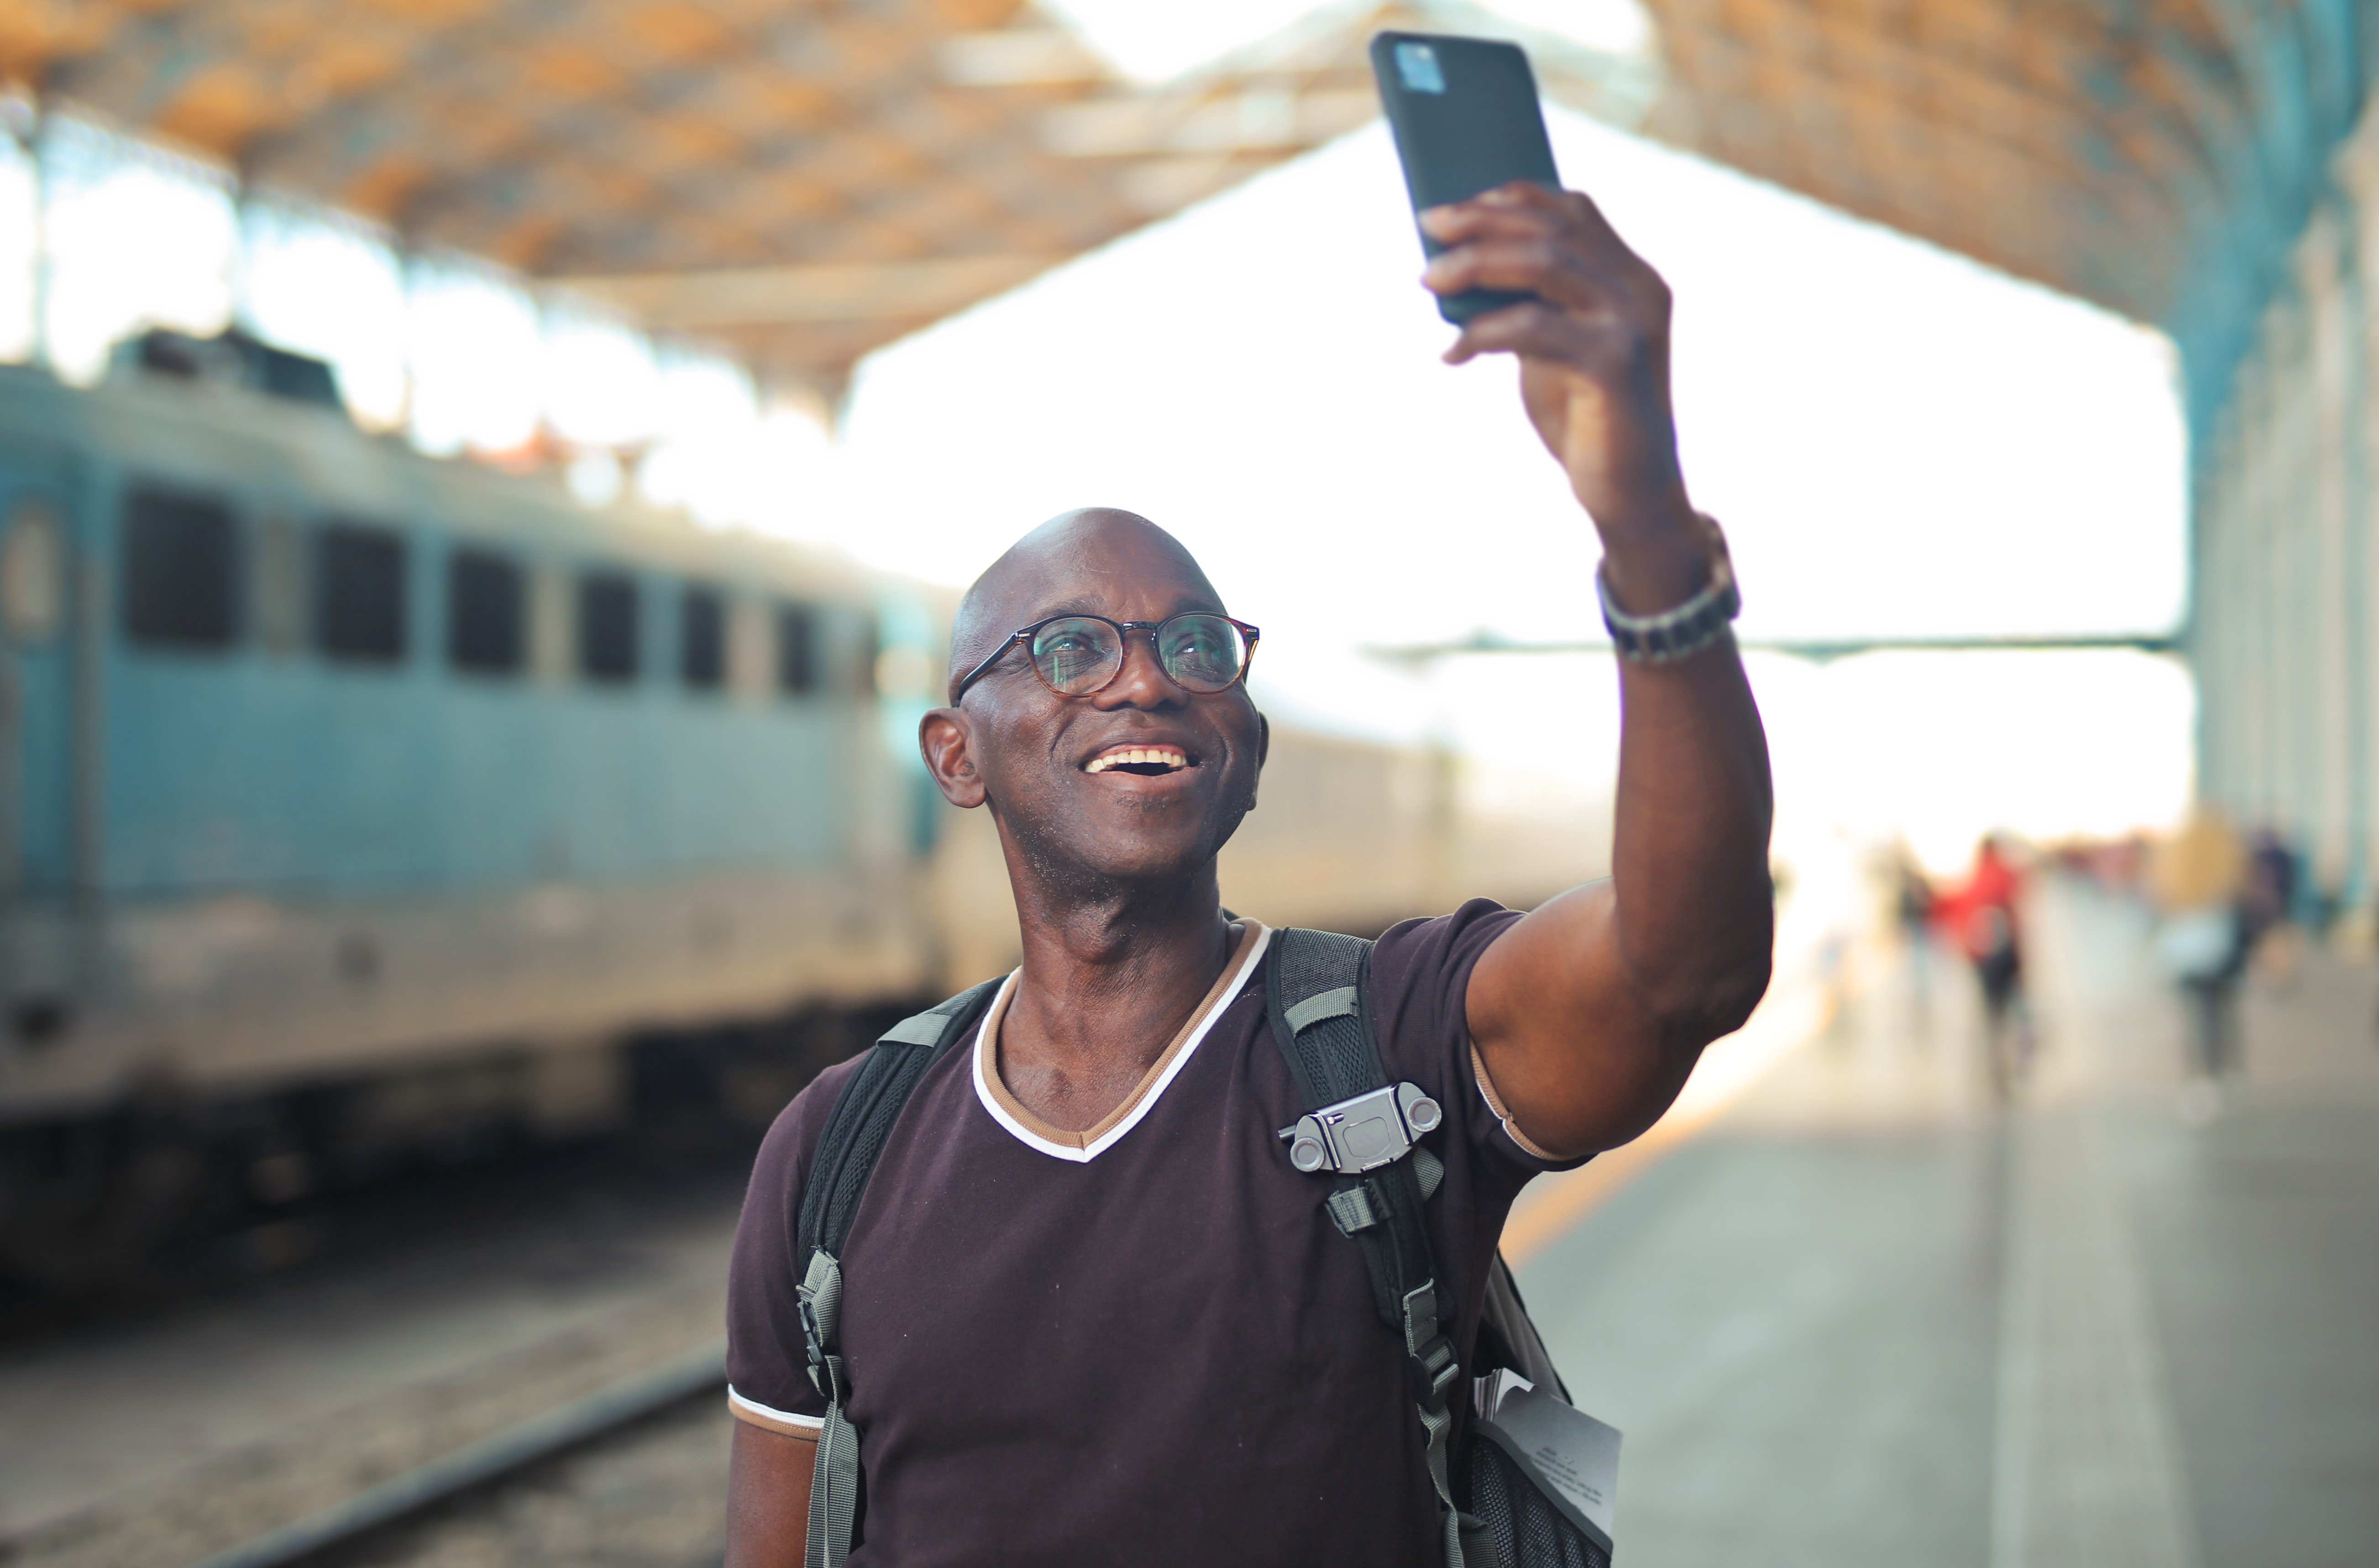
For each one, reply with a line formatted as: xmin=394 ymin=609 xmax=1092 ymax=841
xmin=1512 ymin=879 xmax=2379 ymax=1568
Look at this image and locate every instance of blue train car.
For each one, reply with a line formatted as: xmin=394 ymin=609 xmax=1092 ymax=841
xmin=0 ymin=340 xmax=948 ymax=1280
xmin=0 ymin=336 xmax=1622 ymax=1287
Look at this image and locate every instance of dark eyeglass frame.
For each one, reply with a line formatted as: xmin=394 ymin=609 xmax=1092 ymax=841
xmin=952 ymin=611 xmax=1262 ymax=705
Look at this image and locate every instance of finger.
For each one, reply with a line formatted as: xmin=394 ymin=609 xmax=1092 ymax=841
xmin=1443 ymin=300 xmax=1649 ymax=371
xmin=1426 ymin=186 xmax=1642 ymax=273
xmin=1424 ymin=237 xmax=1615 ymax=313
xmin=1442 ymin=300 xmax=1576 ymax=365
xmin=1420 ymin=182 xmax=1569 ymax=243
xmin=1423 ymin=206 xmax=1566 ymax=252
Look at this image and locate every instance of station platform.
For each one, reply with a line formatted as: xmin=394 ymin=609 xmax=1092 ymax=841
xmin=1514 ymin=877 xmax=2379 ymax=1568
xmin=8 ymin=877 xmax=2372 ymax=1567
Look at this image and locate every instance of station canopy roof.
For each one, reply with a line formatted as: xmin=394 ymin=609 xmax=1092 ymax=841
xmin=1636 ymin=0 xmax=2354 ymax=420
xmin=0 ymin=0 xmax=2347 ymax=401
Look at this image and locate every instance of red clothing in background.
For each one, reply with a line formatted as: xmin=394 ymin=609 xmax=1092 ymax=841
xmin=1936 ymin=841 xmax=2022 ymax=963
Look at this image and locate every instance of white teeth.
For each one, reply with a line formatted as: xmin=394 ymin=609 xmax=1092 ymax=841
xmin=1085 ymin=746 xmax=1190 ymax=773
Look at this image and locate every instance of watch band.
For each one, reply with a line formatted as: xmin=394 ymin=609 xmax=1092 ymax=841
xmin=1596 ymin=545 xmax=1740 ymax=665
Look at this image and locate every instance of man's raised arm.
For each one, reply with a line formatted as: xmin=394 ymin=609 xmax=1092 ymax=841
xmin=1427 ymin=183 xmax=1776 ymax=1161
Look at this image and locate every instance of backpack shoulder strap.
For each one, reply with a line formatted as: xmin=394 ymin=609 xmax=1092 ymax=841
xmin=1263 ymin=928 xmax=1448 ymax=1316
xmin=1264 ymin=928 xmax=1467 ymax=1568
xmin=795 ymin=977 xmax=1001 ymax=1268
xmin=792 ymin=975 xmax=1002 ymax=1568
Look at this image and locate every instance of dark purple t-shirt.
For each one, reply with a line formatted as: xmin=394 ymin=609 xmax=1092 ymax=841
xmin=725 ymin=900 xmax=1579 ymax=1565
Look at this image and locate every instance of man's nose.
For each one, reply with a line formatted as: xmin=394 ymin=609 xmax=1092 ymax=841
xmin=1093 ymin=629 xmax=1187 ymax=708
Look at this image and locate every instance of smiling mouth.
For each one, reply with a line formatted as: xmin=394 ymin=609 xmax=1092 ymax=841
xmin=1084 ymin=745 xmax=1195 ymax=776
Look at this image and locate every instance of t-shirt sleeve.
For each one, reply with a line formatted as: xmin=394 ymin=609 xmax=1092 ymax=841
xmin=1368 ymin=898 xmax=1591 ymax=1178
xmin=723 ymin=1058 xmax=865 ymax=1438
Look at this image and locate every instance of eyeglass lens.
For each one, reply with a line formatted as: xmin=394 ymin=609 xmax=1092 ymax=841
xmin=1027 ymin=615 xmax=1249 ymax=695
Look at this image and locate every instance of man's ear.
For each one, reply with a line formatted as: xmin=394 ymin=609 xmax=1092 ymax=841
xmin=1251 ymin=710 xmax=1269 ymax=810
xmin=919 ymin=707 xmax=988 ymax=809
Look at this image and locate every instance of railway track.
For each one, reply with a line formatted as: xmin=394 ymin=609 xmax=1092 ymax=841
xmin=0 ymin=1127 xmax=759 ymax=1568
xmin=186 ymin=1343 xmax=729 ymax=1568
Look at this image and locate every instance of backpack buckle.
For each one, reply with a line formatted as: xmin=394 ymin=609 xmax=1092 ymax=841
xmin=798 ymin=1297 xmax=833 ymax=1396
xmin=1279 ymin=1081 xmax=1442 ymax=1174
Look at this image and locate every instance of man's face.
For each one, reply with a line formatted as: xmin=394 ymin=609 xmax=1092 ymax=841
xmin=923 ymin=524 xmax=1265 ymax=892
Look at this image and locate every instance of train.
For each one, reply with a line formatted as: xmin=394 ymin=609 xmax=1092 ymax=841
xmin=0 ymin=333 xmax=1609 ymax=1286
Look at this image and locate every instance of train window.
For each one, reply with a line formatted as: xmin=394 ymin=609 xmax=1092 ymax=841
xmin=577 ymin=570 xmax=639 ymax=682
xmin=681 ymin=586 xmax=724 ymax=690
xmin=776 ymin=603 xmax=817 ymax=695
xmin=448 ymin=549 xmax=525 ymax=675
xmin=122 ymin=489 xmax=238 ymax=649
xmin=314 ymin=523 xmax=408 ymax=663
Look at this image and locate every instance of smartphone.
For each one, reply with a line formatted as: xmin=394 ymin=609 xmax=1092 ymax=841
xmin=1370 ymin=31 xmax=1562 ymax=325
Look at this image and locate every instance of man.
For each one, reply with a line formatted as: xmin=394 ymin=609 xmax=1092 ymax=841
xmin=723 ymin=182 xmax=1773 ymax=1565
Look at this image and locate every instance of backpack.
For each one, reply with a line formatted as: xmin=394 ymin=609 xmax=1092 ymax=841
xmin=791 ymin=929 xmax=1609 ymax=1568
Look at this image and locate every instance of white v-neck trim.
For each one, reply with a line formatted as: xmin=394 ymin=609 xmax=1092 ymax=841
xmin=971 ymin=923 xmax=1273 ymax=1164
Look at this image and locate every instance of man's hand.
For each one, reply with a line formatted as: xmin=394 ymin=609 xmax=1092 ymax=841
xmin=1422 ymin=183 xmax=1706 ymax=613
xmin=1429 ymin=182 xmax=1776 ymax=1161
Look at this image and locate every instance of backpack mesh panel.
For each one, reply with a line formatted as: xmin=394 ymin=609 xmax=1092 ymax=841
xmin=1274 ymin=929 xmax=1378 ymax=1101
xmin=1464 ymin=1440 xmax=1610 ymax=1568
xmin=822 ymin=1047 xmax=930 ymax=1248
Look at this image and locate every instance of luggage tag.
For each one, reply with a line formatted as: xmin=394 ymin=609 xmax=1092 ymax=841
xmin=1472 ymin=1366 xmax=1623 ymax=1548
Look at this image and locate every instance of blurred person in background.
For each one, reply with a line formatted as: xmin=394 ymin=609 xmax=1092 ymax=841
xmin=2244 ymin=828 xmax=2301 ymax=987
xmin=1937 ymin=834 xmax=2028 ymax=1099
xmin=2149 ymin=807 xmax=2248 ymax=1117
xmin=1887 ymin=839 xmax=1937 ymax=1034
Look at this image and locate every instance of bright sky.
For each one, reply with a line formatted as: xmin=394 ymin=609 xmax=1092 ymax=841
xmin=1038 ymin=0 xmax=1652 ymax=79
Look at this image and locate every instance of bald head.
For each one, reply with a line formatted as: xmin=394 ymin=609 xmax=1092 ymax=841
xmin=947 ymin=508 xmax=1225 ymax=703
xmin=919 ymin=505 xmax=1265 ymax=895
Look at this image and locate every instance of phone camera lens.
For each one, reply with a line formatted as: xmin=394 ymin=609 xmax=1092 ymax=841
xmin=1395 ymin=42 xmax=1446 ymax=94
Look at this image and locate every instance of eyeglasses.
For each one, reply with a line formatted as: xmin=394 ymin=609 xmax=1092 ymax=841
xmin=953 ymin=612 xmax=1261 ymax=705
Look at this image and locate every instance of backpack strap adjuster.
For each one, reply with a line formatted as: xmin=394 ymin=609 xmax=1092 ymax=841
xmin=1324 ymin=1181 xmax=1386 ymax=1235
xmin=1403 ymin=1280 xmax=1457 ymax=1395
xmin=798 ymin=1249 xmax=847 ymax=1403
xmin=1412 ymin=1337 xmax=1461 ymax=1405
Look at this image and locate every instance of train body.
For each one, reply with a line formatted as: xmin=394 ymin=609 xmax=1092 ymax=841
xmin=0 ymin=346 xmax=1609 ymax=1282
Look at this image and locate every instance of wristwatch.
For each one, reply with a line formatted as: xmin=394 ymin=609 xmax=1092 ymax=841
xmin=1596 ymin=524 xmax=1741 ymax=665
